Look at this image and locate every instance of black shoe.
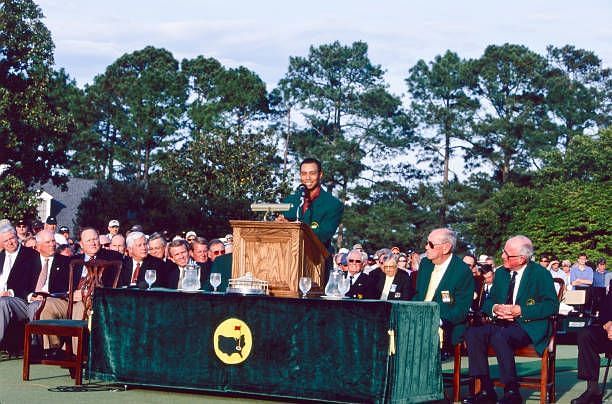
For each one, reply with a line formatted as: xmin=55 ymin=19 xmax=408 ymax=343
xmin=43 ymin=348 xmax=66 ymax=360
xmin=570 ymin=390 xmax=603 ymax=404
xmin=498 ymin=389 xmax=522 ymax=404
xmin=461 ymin=389 xmax=497 ymax=404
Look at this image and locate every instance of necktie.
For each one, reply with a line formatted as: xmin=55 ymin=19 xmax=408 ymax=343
xmin=131 ymin=262 xmax=141 ymax=285
xmin=349 ymin=275 xmax=354 ymax=286
xmin=505 ymin=271 xmax=517 ymax=304
xmin=36 ymin=258 xmax=49 ymax=292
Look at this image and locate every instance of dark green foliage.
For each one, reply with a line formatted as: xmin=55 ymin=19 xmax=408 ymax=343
xmin=0 ymin=173 xmax=38 ymax=222
xmin=0 ymin=0 xmax=75 ymax=187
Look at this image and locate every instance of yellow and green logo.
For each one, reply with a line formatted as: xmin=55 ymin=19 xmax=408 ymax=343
xmin=213 ymin=318 xmax=253 ymax=364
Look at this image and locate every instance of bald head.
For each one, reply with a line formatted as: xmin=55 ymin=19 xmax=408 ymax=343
xmin=35 ymin=229 xmax=56 ymax=257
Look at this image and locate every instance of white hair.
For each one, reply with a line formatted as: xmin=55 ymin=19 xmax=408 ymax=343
xmin=126 ymin=231 xmax=146 ymax=248
xmin=0 ymin=224 xmax=16 ymax=236
xmin=509 ymin=235 xmax=534 ymax=259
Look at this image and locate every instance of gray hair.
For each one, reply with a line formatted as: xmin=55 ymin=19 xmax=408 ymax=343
xmin=436 ymin=228 xmax=457 ymax=251
xmin=509 ymin=235 xmax=534 ymax=259
xmin=0 ymin=224 xmax=16 ymax=236
xmin=347 ymin=249 xmax=363 ymax=260
xmin=148 ymin=232 xmax=166 ymax=246
xmin=126 ymin=231 xmax=146 ymax=248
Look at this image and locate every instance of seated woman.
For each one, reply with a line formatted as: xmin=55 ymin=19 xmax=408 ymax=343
xmin=372 ymin=256 xmax=415 ymax=300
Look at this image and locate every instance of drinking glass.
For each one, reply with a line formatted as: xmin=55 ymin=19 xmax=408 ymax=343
xmin=145 ymin=269 xmax=156 ymax=290
xmin=337 ymin=276 xmax=350 ymax=298
xmin=299 ymin=277 xmax=312 ymax=298
xmin=210 ymin=272 xmax=222 ymax=292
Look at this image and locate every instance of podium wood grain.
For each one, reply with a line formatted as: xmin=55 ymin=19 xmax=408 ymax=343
xmin=230 ymin=220 xmax=329 ymax=297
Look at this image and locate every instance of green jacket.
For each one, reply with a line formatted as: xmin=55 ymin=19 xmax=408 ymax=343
xmin=282 ymin=187 xmax=344 ymax=249
xmin=483 ymin=261 xmax=559 ymax=355
xmin=413 ymin=254 xmax=474 ymax=345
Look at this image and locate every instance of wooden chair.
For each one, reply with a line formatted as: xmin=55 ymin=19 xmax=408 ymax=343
xmin=452 ymin=278 xmax=565 ymax=403
xmin=22 ymin=258 xmax=122 ymax=385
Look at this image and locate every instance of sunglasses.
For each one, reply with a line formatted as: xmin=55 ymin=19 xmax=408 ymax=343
xmin=348 ymin=259 xmax=362 ymax=263
xmin=383 ymin=265 xmax=396 ymax=269
xmin=211 ymin=250 xmax=225 ymax=256
xmin=426 ymin=240 xmax=445 ymax=249
xmin=503 ymin=249 xmax=521 ymax=259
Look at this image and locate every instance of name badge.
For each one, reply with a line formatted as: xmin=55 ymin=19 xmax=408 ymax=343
xmin=390 ymin=284 xmax=397 ymax=292
xmin=441 ymin=290 xmax=451 ymax=303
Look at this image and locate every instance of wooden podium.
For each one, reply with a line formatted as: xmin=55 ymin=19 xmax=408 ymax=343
xmin=229 ymin=220 xmax=329 ymax=297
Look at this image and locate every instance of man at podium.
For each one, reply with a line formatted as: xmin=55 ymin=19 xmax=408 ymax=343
xmin=276 ymin=157 xmax=344 ymax=257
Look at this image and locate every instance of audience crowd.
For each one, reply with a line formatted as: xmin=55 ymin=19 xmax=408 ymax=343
xmin=1 ymin=215 xmax=610 ymax=403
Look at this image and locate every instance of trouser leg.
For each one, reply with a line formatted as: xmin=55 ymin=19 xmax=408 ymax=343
xmin=489 ymin=323 xmax=531 ymax=387
xmin=576 ymin=325 xmax=609 ymax=381
xmin=0 ymin=296 xmax=29 ymax=343
xmin=39 ymin=298 xmax=69 ymax=349
xmin=466 ymin=323 xmax=494 ymax=378
xmin=71 ymin=301 xmax=85 ymax=353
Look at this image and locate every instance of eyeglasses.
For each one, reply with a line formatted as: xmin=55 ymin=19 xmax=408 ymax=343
xmin=348 ymin=259 xmax=362 ymax=264
xmin=426 ymin=240 xmax=445 ymax=249
xmin=383 ymin=265 xmax=397 ymax=269
xmin=562 ymin=264 xmax=570 ymax=268
xmin=211 ymin=250 xmax=225 ymax=256
xmin=502 ymin=249 xmax=522 ymax=259
xmin=540 ymin=259 xmax=549 ymax=263
xmin=398 ymin=259 xmax=407 ymax=263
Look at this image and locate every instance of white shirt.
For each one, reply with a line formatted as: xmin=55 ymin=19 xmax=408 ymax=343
xmin=510 ymin=265 xmax=527 ymax=305
xmin=0 ymin=245 xmax=20 ymax=292
xmin=380 ymin=275 xmax=395 ymax=300
xmin=38 ymin=255 xmax=54 ymax=292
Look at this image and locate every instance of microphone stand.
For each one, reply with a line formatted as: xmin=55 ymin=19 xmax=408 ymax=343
xmin=296 ymin=185 xmax=306 ymax=223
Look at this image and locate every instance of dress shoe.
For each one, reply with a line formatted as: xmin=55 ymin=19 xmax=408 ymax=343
xmin=43 ymin=348 xmax=66 ymax=360
xmin=498 ymin=389 xmax=522 ymax=404
xmin=461 ymin=389 xmax=497 ymax=404
xmin=570 ymin=390 xmax=603 ymax=404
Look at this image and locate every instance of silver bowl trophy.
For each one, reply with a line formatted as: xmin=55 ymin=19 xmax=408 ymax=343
xmin=250 ymin=203 xmax=292 ymax=221
xmin=226 ymin=272 xmax=269 ymax=296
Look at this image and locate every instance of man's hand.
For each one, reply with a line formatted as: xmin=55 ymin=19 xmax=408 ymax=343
xmin=31 ymin=294 xmax=45 ymax=301
xmin=0 ymin=290 xmax=11 ymax=297
xmin=275 ymin=214 xmax=288 ymax=223
xmin=603 ymin=321 xmax=612 ymax=340
xmin=493 ymin=304 xmax=521 ymax=320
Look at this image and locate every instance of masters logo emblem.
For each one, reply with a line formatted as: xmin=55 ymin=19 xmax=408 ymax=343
xmin=213 ymin=318 xmax=253 ymax=364
xmin=310 ymin=221 xmax=319 ymax=229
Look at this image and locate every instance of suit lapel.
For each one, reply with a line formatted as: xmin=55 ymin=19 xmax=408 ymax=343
xmin=515 ymin=263 xmax=532 ymax=304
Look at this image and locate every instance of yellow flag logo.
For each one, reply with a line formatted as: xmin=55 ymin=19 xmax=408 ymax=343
xmin=213 ymin=318 xmax=253 ymax=364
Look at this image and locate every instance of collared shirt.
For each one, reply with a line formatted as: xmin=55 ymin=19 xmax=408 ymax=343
xmin=38 ymin=255 xmax=54 ymax=292
xmin=347 ymin=272 xmax=361 ymax=285
xmin=510 ymin=265 xmax=527 ymax=305
xmin=380 ymin=275 xmax=395 ymax=300
xmin=570 ymin=265 xmax=594 ymax=284
xmin=0 ymin=245 xmax=20 ymax=290
xmin=424 ymin=254 xmax=453 ymax=302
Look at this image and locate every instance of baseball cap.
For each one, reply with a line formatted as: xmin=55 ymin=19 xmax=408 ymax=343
xmin=108 ymin=219 xmax=120 ymax=227
xmin=186 ymin=231 xmax=197 ymax=239
xmin=59 ymin=225 xmax=69 ymax=233
xmin=130 ymin=224 xmax=143 ymax=233
xmin=477 ymin=255 xmax=489 ymax=264
xmin=352 ymin=243 xmax=363 ymax=250
xmin=46 ymin=216 xmax=57 ymax=225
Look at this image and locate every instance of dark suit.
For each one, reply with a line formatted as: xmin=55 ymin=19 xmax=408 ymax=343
xmin=120 ymin=255 xmax=166 ymax=287
xmin=372 ymin=270 xmax=414 ymax=300
xmin=344 ymin=271 xmax=374 ymax=299
xmin=0 ymin=245 xmax=39 ymax=344
xmin=0 ymin=246 xmax=39 ymax=300
xmin=31 ymin=253 xmax=72 ymax=294
xmin=576 ymin=290 xmax=612 ymax=381
xmin=413 ymin=254 xmax=474 ymax=345
xmin=465 ymin=261 xmax=558 ymax=388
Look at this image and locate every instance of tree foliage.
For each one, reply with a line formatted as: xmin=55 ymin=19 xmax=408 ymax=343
xmin=0 ymin=0 xmax=75 ymax=187
xmin=507 ymin=181 xmax=611 ymax=259
xmin=0 ymin=173 xmax=38 ymax=222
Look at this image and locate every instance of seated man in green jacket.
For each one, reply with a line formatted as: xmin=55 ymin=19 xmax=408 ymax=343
xmin=462 ymin=235 xmax=559 ymax=404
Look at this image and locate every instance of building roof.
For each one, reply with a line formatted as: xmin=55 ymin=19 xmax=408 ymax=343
xmin=37 ymin=178 xmax=96 ymax=232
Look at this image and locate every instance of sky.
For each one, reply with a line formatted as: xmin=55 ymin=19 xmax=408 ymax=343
xmin=36 ymin=0 xmax=612 ymax=99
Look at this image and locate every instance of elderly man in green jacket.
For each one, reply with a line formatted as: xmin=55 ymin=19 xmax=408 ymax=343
xmin=412 ymin=228 xmax=474 ymax=351
xmin=462 ymin=235 xmax=559 ymax=404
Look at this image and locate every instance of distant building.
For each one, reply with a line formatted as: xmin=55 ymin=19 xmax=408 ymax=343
xmin=36 ymin=178 xmax=96 ymax=233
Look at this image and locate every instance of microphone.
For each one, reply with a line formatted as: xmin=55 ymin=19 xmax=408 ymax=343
xmin=297 ymin=183 xmax=307 ymax=197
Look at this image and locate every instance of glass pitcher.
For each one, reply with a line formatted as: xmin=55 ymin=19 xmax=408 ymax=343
xmin=324 ymin=270 xmax=341 ymax=297
xmin=182 ymin=264 xmax=200 ymax=291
